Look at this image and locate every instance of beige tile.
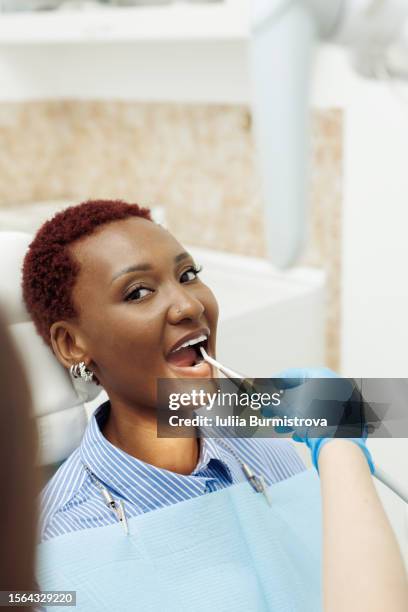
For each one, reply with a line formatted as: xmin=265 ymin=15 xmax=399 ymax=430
xmin=0 ymin=101 xmax=342 ymax=368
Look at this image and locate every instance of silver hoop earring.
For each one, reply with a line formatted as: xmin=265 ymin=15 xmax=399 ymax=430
xmin=70 ymin=361 xmax=94 ymax=383
xmin=70 ymin=363 xmax=81 ymax=379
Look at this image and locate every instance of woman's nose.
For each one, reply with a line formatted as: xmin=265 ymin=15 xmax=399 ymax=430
xmin=167 ymin=290 xmax=205 ymax=324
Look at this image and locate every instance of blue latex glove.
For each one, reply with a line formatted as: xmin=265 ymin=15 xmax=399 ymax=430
xmin=262 ymin=367 xmax=375 ymax=475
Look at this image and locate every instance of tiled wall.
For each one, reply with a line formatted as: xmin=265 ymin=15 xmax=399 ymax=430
xmin=0 ymin=101 xmax=342 ymax=367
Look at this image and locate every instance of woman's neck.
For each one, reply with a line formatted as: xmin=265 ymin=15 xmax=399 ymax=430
xmin=101 ymin=399 xmax=200 ymax=475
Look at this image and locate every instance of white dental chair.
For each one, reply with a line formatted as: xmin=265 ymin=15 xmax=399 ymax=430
xmin=0 ymin=231 xmax=101 ymax=467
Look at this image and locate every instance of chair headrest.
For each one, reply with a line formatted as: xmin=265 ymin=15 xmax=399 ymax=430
xmin=0 ymin=231 xmax=100 ymax=466
xmin=0 ymin=232 xmax=32 ymax=325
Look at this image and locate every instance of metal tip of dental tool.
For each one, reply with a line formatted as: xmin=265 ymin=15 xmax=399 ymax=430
xmin=199 ymin=346 xmax=245 ymax=380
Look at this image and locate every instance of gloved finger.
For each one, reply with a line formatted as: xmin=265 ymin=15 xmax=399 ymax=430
xmin=273 ymin=369 xmax=307 ymax=389
xmin=274 ymin=425 xmax=294 ymax=434
xmin=272 ymin=367 xmax=341 ymax=392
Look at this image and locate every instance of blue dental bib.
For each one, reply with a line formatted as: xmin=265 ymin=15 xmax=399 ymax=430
xmin=37 ymin=468 xmax=322 ymax=611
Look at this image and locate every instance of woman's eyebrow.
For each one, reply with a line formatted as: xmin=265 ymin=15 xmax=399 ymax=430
xmin=110 ymin=251 xmax=192 ymax=284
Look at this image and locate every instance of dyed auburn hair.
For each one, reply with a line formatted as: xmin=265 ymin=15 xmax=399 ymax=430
xmin=22 ymin=199 xmax=153 ymax=347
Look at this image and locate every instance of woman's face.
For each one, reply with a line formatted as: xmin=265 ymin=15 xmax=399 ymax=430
xmin=66 ymin=217 xmax=219 ymax=408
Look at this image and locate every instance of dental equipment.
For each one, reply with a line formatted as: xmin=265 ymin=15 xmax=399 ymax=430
xmin=250 ymin=0 xmax=408 ymax=267
xmin=199 ymin=347 xmax=408 ymax=505
xmin=83 ymin=464 xmax=129 ymax=535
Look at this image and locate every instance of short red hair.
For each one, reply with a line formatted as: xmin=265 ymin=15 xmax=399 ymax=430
xmin=22 ymin=199 xmax=153 ymax=346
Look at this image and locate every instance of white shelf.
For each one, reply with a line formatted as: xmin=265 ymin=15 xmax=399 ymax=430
xmin=0 ymin=0 xmax=249 ymax=44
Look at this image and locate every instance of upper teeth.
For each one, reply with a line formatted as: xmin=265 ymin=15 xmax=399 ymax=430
xmin=171 ymin=334 xmax=207 ymax=353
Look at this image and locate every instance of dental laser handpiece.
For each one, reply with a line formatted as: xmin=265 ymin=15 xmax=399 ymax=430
xmin=199 ymin=347 xmax=408 ymax=505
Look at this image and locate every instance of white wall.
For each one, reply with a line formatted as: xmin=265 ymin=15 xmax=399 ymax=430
xmin=0 ymin=41 xmax=249 ymax=103
xmin=312 ymin=46 xmax=408 ymax=567
xmin=0 ymin=1 xmax=250 ymax=103
xmin=311 ymin=46 xmax=408 ymax=378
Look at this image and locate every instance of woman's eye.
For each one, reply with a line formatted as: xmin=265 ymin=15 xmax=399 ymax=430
xmin=125 ymin=265 xmax=203 ymax=301
xmin=125 ymin=286 xmax=152 ymax=302
xmin=180 ymin=265 xmax=203 ymax=283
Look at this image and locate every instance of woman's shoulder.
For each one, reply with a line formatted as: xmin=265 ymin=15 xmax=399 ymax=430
xmin=39 ymin=448 xmax=87 ymax=543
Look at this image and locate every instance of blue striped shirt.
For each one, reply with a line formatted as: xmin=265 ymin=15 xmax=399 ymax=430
xmin=40 ymin=401 xmax=306 ymax=542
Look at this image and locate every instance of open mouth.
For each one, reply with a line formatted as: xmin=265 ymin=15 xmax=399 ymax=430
xmin=167 ymin=336 xmax=208 ymax=369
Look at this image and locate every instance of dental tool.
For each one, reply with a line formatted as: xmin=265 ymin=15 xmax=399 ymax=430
xmin=83 ymin=464 xmax=129 ymax=535
xmin=199 ymin=347 xmax=259 ymax=396
xmin=199 ymin=347 xmax=245 ymax=380
xmin=199 ymin=347 xmax=408 ymax=505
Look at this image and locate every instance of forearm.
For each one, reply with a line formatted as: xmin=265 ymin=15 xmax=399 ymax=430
xmin=318 ymin=439 xmax=408 ymax=612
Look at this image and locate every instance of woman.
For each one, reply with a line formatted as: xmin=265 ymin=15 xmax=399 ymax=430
xmin=22 ymin=200 xmax=407 ymax=611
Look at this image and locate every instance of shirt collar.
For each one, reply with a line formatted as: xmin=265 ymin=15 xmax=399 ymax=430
xmin=79 ymin=401 xmax=235 ymax=508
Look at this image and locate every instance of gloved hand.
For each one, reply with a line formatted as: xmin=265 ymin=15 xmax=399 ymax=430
xmin=261 ymin=367 xmax=375 ymax=475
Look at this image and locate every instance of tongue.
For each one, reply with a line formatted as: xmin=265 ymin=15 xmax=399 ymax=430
xmin=167 ymin=346 xmax=197 ymax=367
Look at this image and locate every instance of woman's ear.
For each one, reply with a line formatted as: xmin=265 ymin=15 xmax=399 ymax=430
xmin=50 ymin=321 xmax=90 ymax=369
